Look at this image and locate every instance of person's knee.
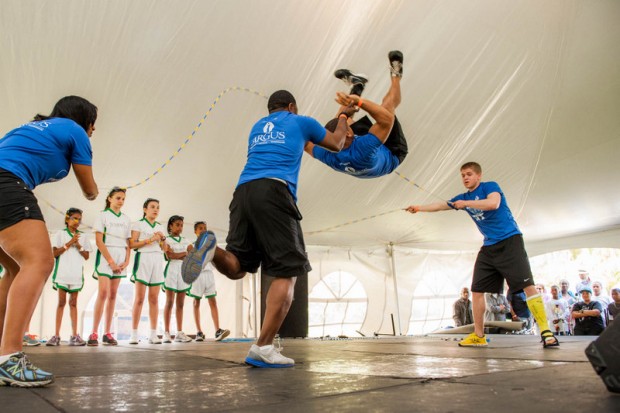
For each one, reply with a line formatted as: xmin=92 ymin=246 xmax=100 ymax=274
xmin=69 ymin=296 xmax=78 ymax=308
xmin=193 ymin=299 xmax=201 ymax=308
xmin=58 ymin=295 xmax=67 ymax=307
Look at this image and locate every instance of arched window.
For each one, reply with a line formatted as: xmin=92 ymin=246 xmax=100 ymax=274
xmin=308 ymin=271 xmax=368 ymax=337
xmin=408 ymin=271 xmax=458 ymax=334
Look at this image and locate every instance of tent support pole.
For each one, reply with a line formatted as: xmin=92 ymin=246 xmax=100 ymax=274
xmin=388 ymin=242 xmax=402 ymax=335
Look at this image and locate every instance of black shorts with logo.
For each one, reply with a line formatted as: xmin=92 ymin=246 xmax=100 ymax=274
xmin=350 ymin=115 xmax=408 ymax=164
xmin=471 ymin=234 xmax=534 ymax=294
xmin=0 ymin=168 xmax=45 ymax=232
xmin=225 ymin=178 xmax=311 ymax=278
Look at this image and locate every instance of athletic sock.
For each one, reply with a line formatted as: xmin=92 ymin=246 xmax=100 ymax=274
xmin=0 ymin=352 xmax=19 ymax=364
xmin=526 ymin=293 xmax=549 ymax=330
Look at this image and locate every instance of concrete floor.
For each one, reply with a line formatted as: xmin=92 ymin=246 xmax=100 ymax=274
xmin=1 ymin=335 xmax=618 ymax=412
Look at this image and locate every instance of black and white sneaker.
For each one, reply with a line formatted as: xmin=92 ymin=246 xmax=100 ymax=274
xmin=215 ymin=328 xmax=230 ymax=341
xmin=388 ymin=50 xmax=403 ymax=77
xmin=334 ymin=69 xmax=368 ymax=96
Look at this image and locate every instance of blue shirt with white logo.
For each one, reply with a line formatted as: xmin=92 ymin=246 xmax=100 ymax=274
xmin=312 ymin=133 xmax=399 ymax=178
xmin=237 ymin=111 xmax=326 ymax=199
xmin=449 ymin=181 xmax=521 ymax=246
xmin=0 ymin=118 xmax=92 ymax=189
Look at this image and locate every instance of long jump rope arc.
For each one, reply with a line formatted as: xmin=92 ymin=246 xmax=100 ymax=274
xmin=41 ymin=86 xmax=451 ymax=238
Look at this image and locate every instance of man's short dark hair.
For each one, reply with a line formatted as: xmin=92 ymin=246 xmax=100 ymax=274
xmin=267 ymin=90 xmax=296 ymax=112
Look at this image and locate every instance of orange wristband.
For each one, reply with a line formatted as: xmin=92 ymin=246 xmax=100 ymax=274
xmin=357 ymin=98 xmax=363 ymax=108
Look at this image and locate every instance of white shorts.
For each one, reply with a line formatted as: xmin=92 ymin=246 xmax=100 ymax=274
xmin=54 ymin=281 xmax=83 ymax=293
xmin=187 ymin=268 xmax=216 ymax=299
xmin=163 ymin=260 xmax=190 ymax=293
xmin=131 ymin=252 xmax=165 ymax=286
xmin=94 ymin=246 xmax=128 ymax=279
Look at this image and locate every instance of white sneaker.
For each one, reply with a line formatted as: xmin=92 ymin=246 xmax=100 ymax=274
xmin=163 ymin=332 xmax=172 ymax=343
xmin=245 ymin=344 xmax=294 ymax=368
xmin=149 ymin=333 xmax=162 ymax=344
xmin=174 ymin=331 xmax=192 ymax=343
xmin=128 ymin=334 xmax=139 ymax=345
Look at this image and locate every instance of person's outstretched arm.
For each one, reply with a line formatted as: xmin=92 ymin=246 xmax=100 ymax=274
xmin=452 ymin=192 xmax=500 ymax=211
xmin=405 ymin=202 xmax=452 ymax=214
xmin=335 ymin=92 xmax=394 ymax=143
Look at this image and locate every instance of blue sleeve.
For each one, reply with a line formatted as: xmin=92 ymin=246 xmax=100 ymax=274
xmin=312 ymin=145 xmax=338 ymax=169
xmin=485 ymin=181 xmax=502 ymax=195
xmin=70 ymin=123 xmax=93 ymax=166
xmin=448 ymin=193 xmax=464 ymax=209
xmin=296 ymin=116 xmax=327 ymax=144
xmin=592 ymin=301 xmax=604 ymax=312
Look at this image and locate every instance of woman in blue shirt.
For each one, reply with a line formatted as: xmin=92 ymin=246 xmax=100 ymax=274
xmin=0 ymin=95 xmax=98 ymax=387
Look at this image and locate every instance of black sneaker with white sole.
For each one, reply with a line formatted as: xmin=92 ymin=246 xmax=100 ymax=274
xmin=334 ymin=69 xmax=368 ymax=96
xmin=388 ymin=50 xmax=403 ymax=77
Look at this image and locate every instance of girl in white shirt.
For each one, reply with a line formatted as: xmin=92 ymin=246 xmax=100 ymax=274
xmin=162 ymin=215 xmax=193 ymax=343
xmin=89 ymin=187 xmax=131 ymax=346
xmin=47 ymin=208 xmax=92 ymax=347
xmin=128 ymin=198 xmax=166 ymax=344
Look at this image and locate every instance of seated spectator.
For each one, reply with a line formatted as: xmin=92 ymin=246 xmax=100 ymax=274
xmin=559 ymin=279 xmax=577 ymax=307
xmin=572 ymin=287 xmax=604 ymax=336
xmin=607 ymin=288 xmax=620 ymax=325
xmin=545 ymin=285 xmax=570 ymax=335
xmin=507 ymin=289 xmax=533 ymax=332
xmin=453 ymin=287 xmax=473 ymax=327
xmin=575 ymin=269 xmax=593 ymax=296
xmin=485 ymin=292 xmax=511 ymax=322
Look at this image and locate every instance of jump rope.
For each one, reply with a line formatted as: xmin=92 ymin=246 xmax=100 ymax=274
xmin=42 ymin=86 xmax=453 ymax=240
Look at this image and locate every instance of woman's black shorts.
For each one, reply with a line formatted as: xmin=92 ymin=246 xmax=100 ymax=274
xmin=0 ymin=168 xmax=45 ymax=232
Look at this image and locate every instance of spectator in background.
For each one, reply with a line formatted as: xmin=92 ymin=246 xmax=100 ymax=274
xmin=545 ymin=285 xmax=570 ymax=335
xmin=453 ymin=287 xmax=473 ymax=327
xmin=507 ymin=289 xmax=533 ymax=332
xmin=592 ymin=281 xmax=612 ymax=307
xmin=559 ymin=279 xmax=577 ymax=307
xmin=485 ymin=292 xmax=511 ymax=322
xmin=535 ymin=284 xmax=551 ymax=303
xmin=607 ymin=288 xmax=620 ymax=326
xmin=572 ymin=287 xmax=604 ymax=336
xmin=575 ymin=270 xmax=592 ymax=296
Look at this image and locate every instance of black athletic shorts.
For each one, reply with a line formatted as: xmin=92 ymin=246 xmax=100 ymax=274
xmin=225 ymin=178 xmax=311 ymax=278
xmin=0 ymin=168 xmax=45 ymax=232
xmin=471 ymin=234 xmax=534 ymax=294
xmin=350 ymin=115 xmax=408 ymax=164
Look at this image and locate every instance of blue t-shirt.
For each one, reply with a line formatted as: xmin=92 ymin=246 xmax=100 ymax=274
xmin=312 ymin=133 xmax=399 ymax=178
xmin=237 ymin=111 xmax=326 ymax=200
xmin=449 ymin=181 xmax=521 ymax=246
xmin=0 ymin=118 xmax=92 ymax=189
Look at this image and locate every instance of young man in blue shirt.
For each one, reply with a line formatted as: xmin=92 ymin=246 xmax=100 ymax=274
xmin=304 ymin=51 xmax=408 ymax=178
xmin=406 ymin=162 xmax=559 ymax=348
xmin=182 ymin=90 xmax=348 ymax=367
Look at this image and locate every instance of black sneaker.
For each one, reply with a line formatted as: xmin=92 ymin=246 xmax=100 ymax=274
xmin=87 ymin=333 xmax=99 ymax=347
xmin=195 ymin=331 xmax=205 ymax=342
xmin=215 ymin=328 xmax=230 ymax=342
xmin=102 ymin=333 xmax=118 ymax=346
xmin=388 ymin=50 xmax=403 ymax=77
xmin=334 ymin=69 xmax=368 ymax=96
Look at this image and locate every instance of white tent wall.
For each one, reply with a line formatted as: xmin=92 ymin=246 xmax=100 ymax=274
xmin=3 ymin=1 xmax=620 ymax=338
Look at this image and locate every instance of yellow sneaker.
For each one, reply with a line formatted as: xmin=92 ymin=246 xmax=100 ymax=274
xmin=458 ymin=332 xmax=488 ymax=347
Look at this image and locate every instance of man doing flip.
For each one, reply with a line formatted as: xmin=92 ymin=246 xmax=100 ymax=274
xmin=305 ymin=51 xmax=408 ymax=178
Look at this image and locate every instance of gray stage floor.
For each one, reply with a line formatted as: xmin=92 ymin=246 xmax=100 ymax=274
xmin=1 ymin=335 xmax=618 ymax=412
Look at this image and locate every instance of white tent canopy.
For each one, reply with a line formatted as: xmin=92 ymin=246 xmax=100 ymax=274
xmin=2 ymin=0 xmax=619 ymax=338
